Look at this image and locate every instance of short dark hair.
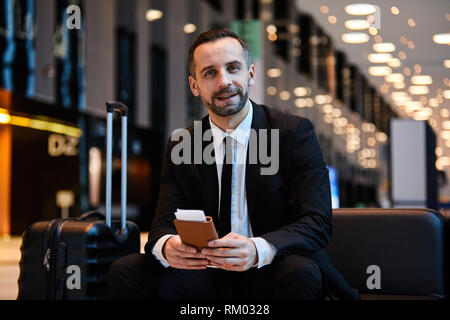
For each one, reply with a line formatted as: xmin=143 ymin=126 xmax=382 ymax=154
xmin=187 ymin=29 xmax=252 ymax=78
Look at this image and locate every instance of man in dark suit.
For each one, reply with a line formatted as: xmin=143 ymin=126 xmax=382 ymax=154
xmin=109 ymin=29 xmax=359 ymax=300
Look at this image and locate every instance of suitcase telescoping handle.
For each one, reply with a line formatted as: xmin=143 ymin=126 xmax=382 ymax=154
xmin=105 ymin=101 xmax=128 ymax=231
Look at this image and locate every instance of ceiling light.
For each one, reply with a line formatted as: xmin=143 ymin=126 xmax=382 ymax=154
xmin=388 ymin=58 xmax=401 ymax=68
xmin=145 ymin=9 xmax=163 ymax=21
xmin=398 ymin=51 xmax=406 ymax=60
xmin=293 ymin=87 xmax=309 ymax=97
xmin=345 ymin=19 xmax=370 ymax=30
xmin=429 ymin=98 xmax=439 ymax=107
xmin=266 ymin=24 xmax=277 ymax=34
xmin=411 ymin=75 xmax=433 ymax=85
xmin=408 ymin=19 xmax=416 ymax=27
xmin=373 ymin=42 xmax=396 ymax=52
xmin=444 ymin=90 xmax=450 ymax=99
xmin=320 ymin=5 xmax=329 ymax=14
xmin=368 ymin=53 xmax=393 ymax=63
xmin=409 ymin=86 xmax=429 ymax=95
xmin=433 ymin=33 xmax=450 ymax=44
xmin=368 ymin=66 xmax=392 ymax=76
xmin=393 ymin=82 xmax=405 ymax=89
xmin=368 ymin=27 xmax=378 ymax=36
xmin=267 ymin=68 xmax=282 ymax=78
xmin=391 ymin=7 xmax=399 ymax=15
xmin=345 ymin=4 xmax=376 ymax=15
xmin=183 ymin=23 xmax=197 ymax=34
xmin=385 ymin=73 xmax=404 ymax=83
xmin=444 ymin=60 xmax=450 ymax=68
xmin=342 ymin=32 xmax=370 ymax=44
xmin=328 ymin=16 xmax=337 ymax=24
xmin=279 ymin=91 xmax=291 ymax=101
xmin=266 ymin=86 xmax=277 ymax=96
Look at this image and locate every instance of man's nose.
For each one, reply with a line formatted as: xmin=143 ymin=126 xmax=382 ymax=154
xmin=217 ymin=70 xmax=232 ymax=88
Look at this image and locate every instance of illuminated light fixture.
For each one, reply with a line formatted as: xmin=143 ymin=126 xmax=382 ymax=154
xmin=373 ymin=42 xmax=395 ymax=52
xmin=376 ymin=132 xmax=387 ymax=142
xmin=393 ymin=82 xmax=405 ymax=89
xmin=407 ymin=41 xmax=415 ymax=49
xmin=391 ymin=91 xmax=408 ymax=99
xmin=295 ymin=99 xmax=305 ymax=108
xmin=443 ymin=121 xmax=450 ymax=130
xmin=433 ymin=33 xmax=450 ymax=44
xmin=442 ymin=109 xmax=450 ymax=117
xmin=441 ymin=131 xmax=450 ymax=140
xmin=368 ymin=66 xmax=392 ymax=76
xmin=411 ymin=75 xmax=432 ymax=85
xmin=385 ymin=73 xmax=404 ymax=83
xmin=444 ymin=90 xmax=450 ymax=99
xmin=345 ymin=19 xmax=369 ymax=30
xmin=368 ymin=53 xmax=393 ymax=63
xmin=429 ymin=98 xmax=439 ymax=107
xmin=268 ymin=33 xmax=277 ymax=41
xmin=266 ymin=86 xmax=277 ymax=96
xmin=183 ymin=23 xmax=197 ymax=34
xmin=345 ymin=3 xmax=376 ymax=15
xmin=0 ymin=112 xmax=11 ymax=124
xmin=444 ymin=60 xmax=450 ymax=68
xmin=403 ymin=67 xmax=411 ymax=76
xmin=362 ymin=122 xmax=376 ymax=132
xmin=409 ymin=86 xmax=429 ymax=95
xmin=388 ymin=58 xmax=401 ymax=68
xmin=323 ymin=114 xmax=334 ymax=123
xmin=407 ymin=18 xmax=416 ymax=27
xmin=145 ymin=9 xmax=163 ymax=21
xmin=305 ymin=98 xmax=314 ymax=107
xmin=267 ymin=68 xmax=282 ymax=78
xmin=332 ymin=108 xmax=342 ymax=118
xmin=322 ymin=104 xmax=334 ymax=114
xmin=369 ymin=27 xmax=378 ymax=36
xmin=391 ymin=6 xmax=399 ymax=15
xmin=398 ymin=51 xmax=406 ymax=60
xmin=315 ymin=95 xmax=329 ymax=104
xmin=279 ymin=91 xmax=291 ymax=101
xmin=374 ymin=35 xmax=383 ymax=43
xmin=404 ymin=101 xmax=423 ymax=110
xmin=341 ymin=32 xmax=369 ymax=44
xmin=266 ymin=24 xmax=277 ymax=34
xmin=293 ymin=87 xmax=310 ymax=97
xmin=0 ymin=110 xmax=82 ymax=138
xmin=320 ymin=5 xmax=329 ymax=14
xmin=328 ymin=15 xmax=337 ymax=24
xmin=436 ymin=147 xmax=444 ymax=156
xmin=414 ymin=64 xmax=422 ymax=74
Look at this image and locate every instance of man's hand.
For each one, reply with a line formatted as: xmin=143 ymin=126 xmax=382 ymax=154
xmin=201 ymin=233 xmax=258 ymax=272
xmin=163 ymin=235 xmax=209 ymax=270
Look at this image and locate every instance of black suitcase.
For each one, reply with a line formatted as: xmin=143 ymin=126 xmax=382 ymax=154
xmin=17 ymin=102 xmax=140 ymax=300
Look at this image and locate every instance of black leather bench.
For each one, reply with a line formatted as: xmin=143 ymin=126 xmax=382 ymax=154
xmin=326 ymin=208 xmax=448 ymax=300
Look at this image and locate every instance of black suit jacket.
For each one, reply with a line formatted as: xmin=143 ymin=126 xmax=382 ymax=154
xmin=145 ymin=102 xmax=359 ymax=300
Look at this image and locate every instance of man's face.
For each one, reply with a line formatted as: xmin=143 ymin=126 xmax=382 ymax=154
xmin=189 ymin=37 xmax=255 ymax=117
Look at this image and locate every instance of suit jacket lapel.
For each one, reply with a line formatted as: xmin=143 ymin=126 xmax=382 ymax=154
xmin=196 ymin=116 xmax=219 ymax=224
xmin=246 ymin=102 xmax=269 ymax=228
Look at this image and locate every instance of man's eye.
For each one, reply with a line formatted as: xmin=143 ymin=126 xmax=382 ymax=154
xmin=204 ymin=70 xmax=215 ymax=77
xmin=229 ymin=65 xmax=240 ymax=72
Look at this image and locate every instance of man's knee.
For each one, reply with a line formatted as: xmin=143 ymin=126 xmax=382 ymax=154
xmin=274 ymin=255 xmax=323 ymax=299
xmin=109 ymin=253 xmax=156 ymax=299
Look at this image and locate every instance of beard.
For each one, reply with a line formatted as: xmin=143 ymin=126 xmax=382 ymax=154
xmin=203 ymin=85 xmax=249 ymax=117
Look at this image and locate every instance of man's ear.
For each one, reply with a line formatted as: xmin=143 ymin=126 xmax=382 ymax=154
xmin=248 ymin=64 xmax=256 ymax=87
xmin=189 ymin=75 xmax=200 ymax=97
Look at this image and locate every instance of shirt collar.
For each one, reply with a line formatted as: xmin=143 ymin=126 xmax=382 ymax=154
xmin=209 ymin=100 xmax=253 ymax=148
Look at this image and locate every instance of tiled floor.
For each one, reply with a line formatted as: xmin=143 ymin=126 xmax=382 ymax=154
xmin=0 ymin=233 xmax=148 ymax=300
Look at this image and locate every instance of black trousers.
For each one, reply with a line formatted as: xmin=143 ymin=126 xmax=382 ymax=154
xmin=109 ymin=253 xmax=324 ymax=300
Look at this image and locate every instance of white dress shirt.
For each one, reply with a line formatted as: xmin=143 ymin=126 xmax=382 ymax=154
xmin=152 ymin=100 xmax=277 ymax=269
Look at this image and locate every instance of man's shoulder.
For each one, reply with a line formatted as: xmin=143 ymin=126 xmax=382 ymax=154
xmin=254 ymin=102 xmax=313 ymax=132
